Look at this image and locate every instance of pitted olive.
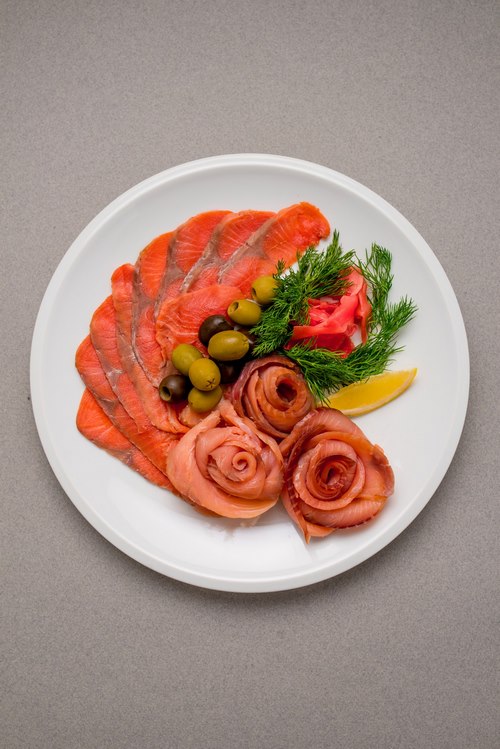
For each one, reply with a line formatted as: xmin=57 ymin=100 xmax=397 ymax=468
xmin=171 ymin=344 xmax=202 ymax=375
xmin=207 ymin=330 xmax=250 ymax=361
xmin=227 ymin=299 xmax=262 ymax=326
xmin=159 ymin=374 xmax=189 ymax=403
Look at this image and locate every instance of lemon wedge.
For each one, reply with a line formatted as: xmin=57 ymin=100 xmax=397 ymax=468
xmin=324 ymin=368 xmax=417 ymax=416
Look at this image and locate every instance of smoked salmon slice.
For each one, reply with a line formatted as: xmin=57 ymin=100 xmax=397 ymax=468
xmin=134 ymin=212 xmax=231 ymax=385
xmin=155 ymin=284 xmax=243 ymax=360
xmin=180 ymin=210 xmax=274 ymax=293
xmin=155 ymin=210 xmax=231 ymax=305
xmin=131 ymin=232 xmax=172 ymax=385
xmin=218 ymin=202 xmax=330 ymax=297
xmin=112 ymin=264 xmax=188 ymax=434
xmin=77 ymin=388 xmax=172 ymax=488
xmin=75 ymin=335 xmax=178 ymax=479
xmin=90 ymin=296 xmax=151 ymax=433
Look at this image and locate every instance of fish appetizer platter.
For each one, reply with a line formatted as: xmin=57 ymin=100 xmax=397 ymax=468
xmin=31 ymin=155 xmax=469 ymax=591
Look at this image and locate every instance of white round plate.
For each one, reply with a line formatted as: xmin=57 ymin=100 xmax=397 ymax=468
xmin=31 ymin=154 xmax=469 ymax=592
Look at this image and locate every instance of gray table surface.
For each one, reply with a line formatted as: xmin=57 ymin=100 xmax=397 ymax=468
xmin=2 ymin=1 xmax=499 ymax=748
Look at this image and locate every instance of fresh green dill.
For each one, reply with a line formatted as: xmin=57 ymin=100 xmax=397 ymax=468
xmin=286 ymin=284 xmax=417 ymax=402
xmin=251 ymin=231 xmax=355 ymax=356
xmin=282 ymin=290 xmax=417 ymax=402
xmin=357 ymin=244 xmax=393 ymax=327
xmin=251 ymin=235 xmax=417 ymax=401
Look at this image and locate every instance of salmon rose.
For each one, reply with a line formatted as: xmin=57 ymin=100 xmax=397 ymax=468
xmin=167 ymin=399 xmax=283 ymax=518
xmin=230 ymin=355 xmax=314 ymax=440
xmin=280 ymin=408 xmax=394 ymax=542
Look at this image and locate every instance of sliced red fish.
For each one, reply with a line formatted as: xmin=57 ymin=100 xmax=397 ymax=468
xmin=112 ymin=264 xmax=188 ymax=434
xmin=132 ymin=232 xmax=172 ymax=385
xmin=77 ymin=388 xmax=172 ymax=488
xmin=155 ymin=211 xmax=231 ymax=305
xmin=90 ymin=296 xmax=150 ymax=432
xmin=218 ymin=202 xmax=330 ymax=297
xmin=180 ymin=210 xmax=274 ymax=293
xmin=156 ymin=284 xmax=243 ymax=360
xmin=75 ymin=335 xmax=178 ymax=480
xmin=167 ymin=399 xmax=283 ymax=518
xmin=230 ymin=355 xmax=314 ymax=440
xmin=280 ymin=408 xmax=394 ymax=542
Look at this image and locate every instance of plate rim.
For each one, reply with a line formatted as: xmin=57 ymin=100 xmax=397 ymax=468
xmin=30 ymin=153 xmax=470 ymax=592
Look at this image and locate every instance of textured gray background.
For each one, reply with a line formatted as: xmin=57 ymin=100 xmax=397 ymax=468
xmin=2 ymin=1 xmax=499 ymax=748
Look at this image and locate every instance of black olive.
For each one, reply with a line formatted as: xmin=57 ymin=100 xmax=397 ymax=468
xmin=159 ymin=374 xmax=189 ymax=403
xmin=213 ymin=359 xmax=243 ymax=384
xmin=198 ymin=315 xmax=233 ymax=346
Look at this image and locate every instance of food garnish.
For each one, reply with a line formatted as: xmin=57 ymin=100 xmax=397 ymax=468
xmin=188 ymin=385 xmax=223 ymax=413
xmin=188 ymin=358 xmax=221 ymax=391
xmin=159 ymin=374 xmax=189 ymax=403
xmin=252 ymin=231 xmax=354 ymax=356
xmin=227 ymin=299 xmax=262 ymax=326
xmin=252 ymin=239 xmax=417 ymax=402
xmin=171 ymin=343 xmax=202 ymax=375
xmin=325 ymin=368 xmax=417 ymax=416
xmin=198 ymin=314 xmax=232 ymax=346
xmin=207 ymin=330 xmax=250 ymax=361
xmin=251 ymin=275 xmax=278 ymax=306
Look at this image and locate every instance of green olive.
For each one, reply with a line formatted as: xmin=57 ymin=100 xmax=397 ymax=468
xmin=159 ymin=374 xmax=189 ymax=403
xmin=198 ymin=315 xmax=233 ymax=346
xmin=188 ymin=385 xmax=223 ymax=413
xmin=207 ymin=330 xmax=250 ymax=361
xmin=188 ymin=358 xmax=221 ymax=391
xmin=171 ymin=343 xmax=202 ymax=375
xmin=227 ymin=299 xmax=262 ymax=326
xmin=251 ymin=275 xmax=278 ymax=305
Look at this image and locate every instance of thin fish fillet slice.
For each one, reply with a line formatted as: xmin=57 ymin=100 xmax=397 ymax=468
xmin=77 ymin=388 xmax=172 ymax=488
xmin=156 ymin=284 xmax=243 ymax=360
xmin=132 ymin=232 xmax=172 ymax=385
xmin=156 ymin=210 xmax=231 ymax=305
xmin=75 ymin=335 xmax=178 ymax=479
xmin=180 ymin=210 xmax=274 ymax=293
xmin=112 ymin=264 xmax=188 ymax=434
xmin=219 ymin=202 xmax=330 ymax=297
xmin=90 ymin=296 xmax=150 ymax=432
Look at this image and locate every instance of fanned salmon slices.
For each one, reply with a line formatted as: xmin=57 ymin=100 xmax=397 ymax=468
xmin=112 ymin=264 xmax=188 ymax=434
xmin=75 ymin=336 xmax=178 ymax=479
xmin=132 ymin=232 xmax=172 ymax=385
xmin=77 ymin=389 xmax=172 ymax=489
xmin=180 ymin=210 xmax=274 ymax=293
xmin=218 ymin=202 xmax=330 ymax=296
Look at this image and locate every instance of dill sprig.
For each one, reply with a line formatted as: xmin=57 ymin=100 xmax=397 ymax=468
xmin=252 ymin=231 xmax=355 ymax=356
xmin=287 ymin=293 xmax=417 ymax=403
xmin=357 ymin=244 xmax=393 ymax=327
xmin=251 ymin=236 xmax=417 ymax=401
